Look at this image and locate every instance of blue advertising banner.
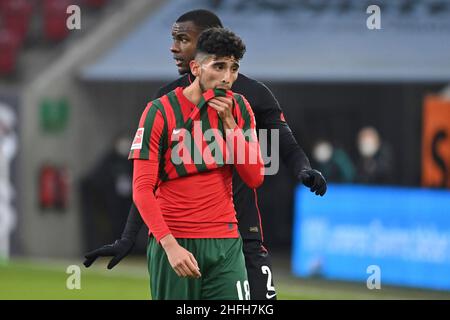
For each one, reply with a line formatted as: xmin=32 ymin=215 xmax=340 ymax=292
xmin=292 ymin=184 xmax=450 ymax=290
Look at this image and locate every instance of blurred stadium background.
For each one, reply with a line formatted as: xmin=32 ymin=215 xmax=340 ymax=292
xmin=1 ymin=0 xmax=450 ymax=299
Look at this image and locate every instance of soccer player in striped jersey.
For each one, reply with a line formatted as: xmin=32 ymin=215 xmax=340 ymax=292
xmin=130 ymin=28 xmax=263 ymax=299
xmin=84 ymin=9 xmax=327 ymax=300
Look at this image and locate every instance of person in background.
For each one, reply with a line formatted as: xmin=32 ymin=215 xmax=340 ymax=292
xmin=355 ymin=126 xmax=394 ymax=185
xmin=80 ymin=134 xmax=133 ymax=250
xmin=0 ymin=103 xmax=17 ymax=262
xmin=312 ymin=139 xmax=355 ymax=183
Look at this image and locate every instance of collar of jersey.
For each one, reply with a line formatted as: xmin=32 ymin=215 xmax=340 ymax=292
xmin=180 ymin=88 xmax=233 ymax=132
xmin=198 ymin=88 xmax=233 ymax=109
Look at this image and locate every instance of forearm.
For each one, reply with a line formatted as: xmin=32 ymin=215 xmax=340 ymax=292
xmin=120 ymin=202 xmax=145 ymax=242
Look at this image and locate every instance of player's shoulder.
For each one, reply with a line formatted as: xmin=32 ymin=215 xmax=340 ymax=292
xmin=233 ymin=73 xmax=276 ymax=106
xmin=154 ymin=74 xmax=190 ymax=99
xmin=235 ymin=73 xmax=272 ymax=93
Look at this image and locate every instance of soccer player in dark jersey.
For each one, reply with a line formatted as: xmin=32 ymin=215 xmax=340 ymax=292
xmin=84 ymin=9 xmax=327 ymax=300
xmin=131 ymin=27 xmax=263 ymax=299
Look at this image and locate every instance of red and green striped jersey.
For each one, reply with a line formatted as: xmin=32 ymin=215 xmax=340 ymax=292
xmin=129 ymin=87 xmax=257 ymax=181
xmin=130 ymin=87 xmax=264 ymax=240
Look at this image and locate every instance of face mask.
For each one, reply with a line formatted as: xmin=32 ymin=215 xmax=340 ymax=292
xmin=116 ymin=137 xmax=132 ymax=157
xmin=313 ymin=142 xmax=333 ymax=163
xmin=358 ymin=138 xmax=379 ymax=157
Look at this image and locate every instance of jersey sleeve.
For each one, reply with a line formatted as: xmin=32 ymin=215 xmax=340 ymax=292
xmin=252 ymin=82 xmax=312 ymax=175
xmin=133 ymin=159 xmax=171 ymax=242
xmin=228 ymin=94 xmax=264 ymax=188
xmin=233 ymin=94 xmax=257 ymax=138
xmin=128 ymin=102 xmax=165 ymax=161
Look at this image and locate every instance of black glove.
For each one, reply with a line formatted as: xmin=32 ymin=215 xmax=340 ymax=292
xmin=83 ymin=203 xmax=144 ymax=269
xmin=298 ymin=169 xmax=327 ymax=196
xmin=83 ymin=238 xmax=134 ymax=269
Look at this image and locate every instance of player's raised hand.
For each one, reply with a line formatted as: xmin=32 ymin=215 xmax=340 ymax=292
xmin=298 ymin=169 xmax=327 ymax=196
xmin=160 ymin=234 xmax=201 ymax=278
xmin=208 ymin=96 xmax=236 ymax=129
xmin=83 ymin=238 xmax=134 ymax=269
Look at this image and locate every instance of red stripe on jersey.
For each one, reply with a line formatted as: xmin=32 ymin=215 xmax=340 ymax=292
xmin=160 ymin=95 xmax=176 ymax=147
xmin=206 ymin=106 xmax=227 ymax=165
xmin=241 ymin=95 xmax=256 ymax=130
xmin=180 ymin=128 xmax=199 ymax=174
xmin=163 ymin=145 xmax=179 ymax=180
xmin=164 ymin=128 xmax=198 ymax=178
xmin=233 ymin=96 xmax=246 ymax=129
xmin=160 ymin=91 xmax=196 ymax=179
xmin=203 ymin=89 xmax=215 ymax=101
xmin=193 ymin=118 xmax=218 ymax=170
xmin=160 ymin=92 xmax=187 ymax=179
xmin=139 ymin=102 xmax=153 ymax=126
xmin=133 ymin=102 xmax=153 ymax=159
xmin=183 ymin=89 xmax=220 ymax=126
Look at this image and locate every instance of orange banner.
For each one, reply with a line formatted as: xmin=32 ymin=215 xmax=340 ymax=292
xmin=422 ymin=95 xmax=450 ymax=188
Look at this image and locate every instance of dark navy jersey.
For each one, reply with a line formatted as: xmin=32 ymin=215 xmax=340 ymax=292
xmin=152 ymin=73 xmax=311 ymax=241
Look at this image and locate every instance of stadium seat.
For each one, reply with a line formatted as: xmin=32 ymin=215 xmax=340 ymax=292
xmin=0 ymin=0 xmax=33 ymax=43
xmin=84 ymin=0 xmax=108 ymax=8
xmin=0 ymin=0 xmax=9 ymax=11
xmin=0 ymin=30 xmax=21 ymax=75
xmin=43 ymin=0 xmax=71 ymax=42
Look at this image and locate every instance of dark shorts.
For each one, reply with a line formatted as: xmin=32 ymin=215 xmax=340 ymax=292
xmin=243 ymin=239 xmax=277 ymax=300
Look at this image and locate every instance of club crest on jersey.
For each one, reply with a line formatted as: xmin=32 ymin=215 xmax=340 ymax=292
xmin=131 ymin=128 xmax=144 ymax=150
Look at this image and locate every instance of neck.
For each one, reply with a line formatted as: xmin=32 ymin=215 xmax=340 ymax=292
xmin=182 ymin=78 xmax=203 ymax=105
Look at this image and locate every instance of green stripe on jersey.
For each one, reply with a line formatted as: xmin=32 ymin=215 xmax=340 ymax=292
xmin=165 ymin=92 xmax=188 ymax=178
xmin=140 ymin=105 xmax=159 ymax=159
xmin=234 ymin=95 xmax=252 ymax=142
xmin=200 ymin=107 xmax=224 ymax=165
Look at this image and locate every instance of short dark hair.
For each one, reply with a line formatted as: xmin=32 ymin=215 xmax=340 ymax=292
xmin=176 ymin=9 xmax=223 ymax=30
xmin=196 ymin=28 xmax=246 ymax=60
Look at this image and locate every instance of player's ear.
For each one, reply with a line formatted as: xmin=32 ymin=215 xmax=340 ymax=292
xmin=190 ymin=60 xmax=200 ymax=77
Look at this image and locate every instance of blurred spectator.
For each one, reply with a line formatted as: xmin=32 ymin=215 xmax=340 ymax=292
xmin=312 ymin=139 xmax=355 ymax=183
xmin=0 ymin=103 xmax=17 ymax=262
xmin=80 ymin=134 xmax=132 ymax=250
xmin=355 ymin=126 xmax=394 ymax=185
